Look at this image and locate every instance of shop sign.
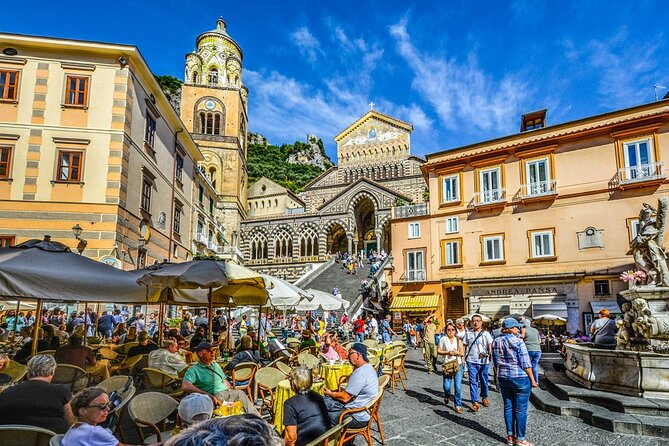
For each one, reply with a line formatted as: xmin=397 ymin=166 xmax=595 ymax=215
xmin=470 ymin=285 xmax=566 ymax=297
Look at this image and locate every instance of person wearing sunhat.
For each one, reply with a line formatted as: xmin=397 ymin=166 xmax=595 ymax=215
xmin=492 ymin=318 xmax=539 ymax=446
xmin=322 ymin=342 xmax=378 ymax=428
xmin=181 ymin=342 xmax=259 ymax=415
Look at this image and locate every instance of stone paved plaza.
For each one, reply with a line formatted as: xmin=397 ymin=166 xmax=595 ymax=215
xmin=376 ymin=348 xmax=669 ymax=446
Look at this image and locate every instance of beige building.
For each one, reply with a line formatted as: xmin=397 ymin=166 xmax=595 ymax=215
xmin=390 ymin=100 xmax=669 ymax=333
xmin=0 ymin=33 xmax=203 ymax=268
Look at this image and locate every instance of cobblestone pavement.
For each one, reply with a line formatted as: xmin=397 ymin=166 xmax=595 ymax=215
xmin=375 ymin=348 xmax=669 ymax=446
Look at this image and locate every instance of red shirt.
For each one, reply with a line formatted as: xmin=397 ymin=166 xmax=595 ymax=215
xmin=353 ymin=319 xmax=365 ymax=334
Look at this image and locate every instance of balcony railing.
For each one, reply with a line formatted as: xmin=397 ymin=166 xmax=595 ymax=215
xmin=614 ymin=162 xmax=665 ymax=186
xmin=207 ymin=241 xmax=218 ymax=251
xmin=472 ymin=188 xmax=506 ymax=206
xmin=403 ymin=269 xmax=426 ymax=282
xmin=194 ymin=233 xmax=207 ymax=245
xmin=518 ymin=180 xmax=558 ymax=199
xmin=393 ymin=202 xmax=429 ymax=219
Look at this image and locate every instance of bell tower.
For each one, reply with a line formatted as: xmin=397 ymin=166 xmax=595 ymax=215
xmin=180 ymin=18 xmax=249 ymax=256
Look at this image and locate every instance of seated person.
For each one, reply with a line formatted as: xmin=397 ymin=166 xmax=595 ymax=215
xmin=119 ymin=325 xmax=137 ymax=344
xmin=55 ymin=333 xmax=110 ymax=383
xmin=62 ymin=387 xmax=128 ymax=446
xmin=284 ymin=367 xmax=331 ymax=446
xmin=189 ymin=326 xmax=207 ymax=351
xmin=331 ymin=333 xmax=348 ymax=360
xmin=319 ymin=333 xmax=340 ymax=360
xmin=164 ymin=414 xmax=281 ymax=446
xmin=175 ymin=336 xmax=195 ymax=363
xmin=148 ymin=338 xmax=189 ymax=378
xmin=322 ymin=343 xmax=378 ymax=429
xmin=126 ymin=330 xmax=158 ymax=357
xmin=181 ymin=342 xmax=259 ymax=415
xmin=225 ymin=335 xmax=261 ymax=372
xmin=42 ymin=324 xmax=62 ymax=350
xmin=0 ymin=354 xmax=75 ymax=433
xmin=178 ymin=393 xmax=213 ymax=428
xmin=13 ymin=327 xmax=50 ymax=363
xmin=0 ymin=352 xmax=27 ymax=382
xmin=299 ymin=330 xmax=317 ymax=351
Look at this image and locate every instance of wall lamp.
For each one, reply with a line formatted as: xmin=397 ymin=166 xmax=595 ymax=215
xmin=72 ymin=224 xmax=88 ymax=254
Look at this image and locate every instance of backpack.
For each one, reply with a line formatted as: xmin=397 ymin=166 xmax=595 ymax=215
xmin=212 ymin=317 xmax=221 ymax=333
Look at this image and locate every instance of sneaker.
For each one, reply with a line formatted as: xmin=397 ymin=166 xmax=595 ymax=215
xmin=515 ymin=440 xmax=533 ymax=446
xmin=471 ymin=402 xmax=480 ymax=412
xmin=481 ymin=398 xmax=490 ymax=407
xmin=506 ymin=435 xmax=515 ymax=446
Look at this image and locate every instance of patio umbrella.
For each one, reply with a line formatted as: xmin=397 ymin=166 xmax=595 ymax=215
xmin=295 ymin=288 xmax=350 ymax=311
xmin=533 ymin=314 xmax=567 ymax=334
xmin=462 ymin=312 xmax=491 ymax=322
xmin=262 ymin=274 xmax=313 ymax=310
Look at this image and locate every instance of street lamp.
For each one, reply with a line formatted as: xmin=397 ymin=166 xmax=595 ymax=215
xmin=72 ymin=224 xmax=88 ymax=254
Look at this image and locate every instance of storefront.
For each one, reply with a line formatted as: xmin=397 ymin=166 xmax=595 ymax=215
xmin=388 ymin=293 xmax=443 ymax=331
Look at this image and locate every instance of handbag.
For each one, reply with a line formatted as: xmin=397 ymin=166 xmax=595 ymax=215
xmin=442 ymin=359 xmax=460 ymax=376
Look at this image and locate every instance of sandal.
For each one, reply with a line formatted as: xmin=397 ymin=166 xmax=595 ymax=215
xmin=506 ymin=435 xmax=515 ymax=446
xmin=515 ymin=440 xmax=533 ymax=446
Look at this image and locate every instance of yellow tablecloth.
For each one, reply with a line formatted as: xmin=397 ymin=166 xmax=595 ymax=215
xmin=273 ymin=379 xmax=325 ymax=433
xmin=321 ymin=363 xmax=354 ymax=391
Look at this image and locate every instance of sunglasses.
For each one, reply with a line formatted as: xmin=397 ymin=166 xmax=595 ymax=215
xmin=87 ymin=402 xmax=111 ymax=411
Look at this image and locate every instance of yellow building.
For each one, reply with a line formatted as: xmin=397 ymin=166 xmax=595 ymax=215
xmin=390 ymin=100 xmax=669 ymax=333
xmin=0 ymin=33 xmax=203 ymax=268
xmin=179 ymin=18 xmax=249 ymax=263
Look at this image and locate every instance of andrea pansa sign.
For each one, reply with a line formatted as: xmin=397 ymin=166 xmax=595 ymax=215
xmin=470 ymin=285 xmax=567 ymax=297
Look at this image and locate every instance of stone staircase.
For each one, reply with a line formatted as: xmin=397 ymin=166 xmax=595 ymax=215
xmin=531 ymin=354 xmax=669 ymax=438
xmin=297 ymin=259 xmax=369 ymax=312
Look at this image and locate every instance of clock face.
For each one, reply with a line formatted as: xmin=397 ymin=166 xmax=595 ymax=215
xmin=205 ymin=100 xmax=216 ymax=110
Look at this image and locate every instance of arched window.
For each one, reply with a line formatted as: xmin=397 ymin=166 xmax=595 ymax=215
xmin=208 ymin=67 xmax=218 ymax=84
xmin=250 ymin=232 xmax=268 ymax=260
xmin=274 ymin=229 xmax=293 ymax=258
xmin=192 ymin=71 xmax=200 ymax=84
xmin=206 ymin=113 xmax=213 ymax=134
xmin=214 ymin=114 xmax=221 ymax=135
xmin=300 ymin=227 xmax=319 ymax=257
xmin=208 ymin=167 xmax=217 ymax=188
xmin=199 ymin=112 xmax=206 ymax=133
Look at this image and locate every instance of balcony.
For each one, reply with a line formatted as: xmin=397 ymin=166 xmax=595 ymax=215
xmin=393 ymin=202 xmax=429 ymax=219
xmin=610 ymin=162 xmax=665 ymax=189
xmin=402 ymin=269 xmax=426 ymax=282
xmin=207 ymin=240 xmax=218 ymax=251
xmin=515 ymin=180 xmax=558 ymax=203
xmin=194 ymin=233 xmax=207 ymax=245
xmin=469 ymin=189 xmax=506 ymax=210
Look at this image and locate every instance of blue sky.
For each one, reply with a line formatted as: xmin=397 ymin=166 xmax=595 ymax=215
xmin=3 ymin=1 xmax=669 ymax=162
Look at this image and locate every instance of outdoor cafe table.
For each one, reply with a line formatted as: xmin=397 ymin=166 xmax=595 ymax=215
xmin=273 ymin=378 xmax=325 ymax=433
xmin=320 ymin=362 xmax=354 ymax=391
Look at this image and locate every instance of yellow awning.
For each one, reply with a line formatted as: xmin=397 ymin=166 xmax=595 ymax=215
xmin=389 ymin=294 xmax=439 ymax=311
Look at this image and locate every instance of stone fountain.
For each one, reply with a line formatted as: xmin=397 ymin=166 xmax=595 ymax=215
xmin=564 ymin=198 xmax=669 ymax=399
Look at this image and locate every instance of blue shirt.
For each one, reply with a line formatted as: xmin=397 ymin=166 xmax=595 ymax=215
xmin=492 ymin=333 xmax=532 ymax=380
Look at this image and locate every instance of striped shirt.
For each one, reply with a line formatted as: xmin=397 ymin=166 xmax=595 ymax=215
xmin=492 ymin=333 xmax=532 ymax=380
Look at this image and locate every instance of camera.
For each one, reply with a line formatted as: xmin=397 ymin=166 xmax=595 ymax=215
xmin=479 ymin=353 xmax=488 ymax=359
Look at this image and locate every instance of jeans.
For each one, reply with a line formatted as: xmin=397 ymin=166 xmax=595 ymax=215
xmin=382 ymin=332 xmax=391 ymax=343
xmin=466 ymin=362 xmax=490 ymax=403
xmin=498 ymin=376 xmax=531 ymax=440
xmin=355 ymin=332 xmax=365 ymax=343
xmin=442 ymin=367 xmax=463 ymax=407
xmin=527 ymin=351 xmax=541 ymax=383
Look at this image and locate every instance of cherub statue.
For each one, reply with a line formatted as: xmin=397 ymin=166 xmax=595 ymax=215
xmin=615 ymin=319 xmax=631 ymax=350
xmin=631 ymin=298 xmax=655 ymax=338
xmin=628 ymin=198 xmax=669 ymax=286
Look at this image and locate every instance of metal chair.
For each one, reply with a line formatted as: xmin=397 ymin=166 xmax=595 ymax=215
xmin=52 ymin=364 xmax=90 ymax=393
xmin=230 ymin=361 xmax=258 ymax=402
xmin=128 ymin=392 xmax=179 ymax=445
xmin=97 ymin=375 xmax=136 ymax=444
xmin=363 ymin=339 xmax=378 ymax=349
xmin=0 ymin=424 xmax=56 ymax=446
xmin=373 ymin=375 xmax=390 ymax=444
xmin=337 ymin=388 xmax=384 ymax=446
xmin=297 ymin=352 xmax=320 ymax=369
xmin=396 ymin=347 xmax=409 ymax=380
xmin=381 ymin=354 xmax=406 ymax=393
xmin=273 ymin=360 xmax=292 ymax=376
xmin=255 ymin=366 xmax=285 ymax=421
xmin=143 ymin=367 xmax=184 ymax=398
xmin=305 ymin=418 xmax=351 ymax=446
xmin=48 ymin=434 xmax=64 ymax=446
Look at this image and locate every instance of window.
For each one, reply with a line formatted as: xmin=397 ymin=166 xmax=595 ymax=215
xmin=198 ymin=184 xmax=204 ymax=204
xmin=623 ymin=138 xmax=654 ymax=179
xmin=630 ymin=218 xmax=640 ymax=239
xmin=408 ymin=222 xmax=421 ymax=239
xmin=0 ymin=146 xmax=12 ymax=179
xmin=594 ymin=280 xmax=610 ymax=296
xmin=0 ymin=236 xmax=15 ymax=247
xmin=406 ymin=250 xmax=425 ymax=281
xmin=145 ymin=114 xmax=156 ymax=148
xmin=175 ymin=153 xmax=184 ymax=182
xmin=529 ymin=229 xmax=555 ymax=258
xmin=441 ymin=239 xmax=461 ymax=267
xmin=196 ymin=219 xmax=204 ymax=237
xmin=445 ymin=216 xmax=459 ymax=234
xmin=56 ymin=150 xmax=83 ymax=182
xmin=209 ymin=197 xmax=214 ymax=215
xmin=173 ymin=204 xmax=182 ymax=234
xmin=0 ymin=70 xmax=19 ymax=100
xmin=479 ymin=167 xmax=502 ymax=202
xmin=525 ymin=158 xmax=550 ymax=195
xmin=65 ymin=76 xmax=89 ymax=106
xmin=208 ymin=68 xmax=218 ymax=84
xmin=441 ymin=174 xmax=460 ymax=203
xmin=482 ymin=235 xmax=504 ymax=262
xmin=141 ymin=177 xmax=152 ymax=212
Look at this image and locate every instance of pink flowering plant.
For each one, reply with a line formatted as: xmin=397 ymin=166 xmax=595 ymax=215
xmin=620 ymin=270 xmax=647 ymax=283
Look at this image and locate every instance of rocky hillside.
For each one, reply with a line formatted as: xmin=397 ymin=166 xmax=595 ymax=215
xmin=287 ymin=134 xmax=333 ymax=170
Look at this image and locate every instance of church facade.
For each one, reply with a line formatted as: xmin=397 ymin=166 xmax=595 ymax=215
xmin=240 ymin=110 xmax=427 ymax=279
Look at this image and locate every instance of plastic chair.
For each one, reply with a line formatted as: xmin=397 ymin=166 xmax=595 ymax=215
xmin=143 ymin=367 xmax=183 ymax=398
xmin=52 ymin=364 xmax=90 ymax=393
xmin=0 ymin=424 xmax=56 ymax=446
xmin=305 ymin=418 xmax=351 ymax=446
xmin=337 ymin=388 xmax=384 ymax=446
xmin=49 ymin=434 xmax=64 ymax=446
xmin=231 ymin=362 xmax=258 ymax=402
xmin=128 ymin=392 xmax=179 ymax=445
xmin=255 ymin=366 xmax=285 ymax=421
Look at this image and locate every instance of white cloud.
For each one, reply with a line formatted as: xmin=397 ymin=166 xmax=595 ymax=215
xmin=389 ymin=17 xmax=529 ymax=134
xmin=290 ymin=26 xmax=323 ymax=63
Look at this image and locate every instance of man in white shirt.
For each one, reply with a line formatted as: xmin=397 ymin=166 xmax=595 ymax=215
xmin=462 ymin=314 xmax=493 ymax=412
xmin=148 ymin=338 xmax=189 ymax=378
xmin=366 ymin=315 xmax=378 ymax=340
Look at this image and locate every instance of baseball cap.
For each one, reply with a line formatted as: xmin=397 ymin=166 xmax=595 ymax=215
xmin=178 ymin=393 xmax=213 ymax=425
xmin=349 ymin=342 xmax=369 ymax=362
xmin=193 ymin=342 xmax=213 ymax=352
xmin=502 ymin=318 xmax=523 ymax=330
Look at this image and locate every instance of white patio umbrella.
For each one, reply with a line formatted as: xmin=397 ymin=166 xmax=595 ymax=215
xmin=295 ymin=288 xmax=350 ymax=311
xmin=462 ymin=312 xmax=491 ymax=322
xmin=533 ymin=314 xmax=567 ymax=334
xmin=262 ymin=274 xmax=313 ymax=310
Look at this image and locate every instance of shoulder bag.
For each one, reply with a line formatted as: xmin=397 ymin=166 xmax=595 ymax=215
xmin=441 ymin=338 xmax=461 ymax=376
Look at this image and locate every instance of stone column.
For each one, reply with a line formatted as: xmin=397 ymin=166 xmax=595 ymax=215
xmin=565 ymin=284 xmax=580 ymax=334
xmin=375 ymin=230 xmax=382 ymax=253
xmin=346 ymin=233 xmax=353 ymax=254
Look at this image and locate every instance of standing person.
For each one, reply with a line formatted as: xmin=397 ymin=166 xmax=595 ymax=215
xmin=437 ymin=322 xmax=464 ymax=413
xmin=366 ymin=314 xmax=378 ymax=341
xmin=521 ymin=318 xmax=542 ymax=384
xmin=423 ymin=312 xmax=439 ymax=374
xmin=380 ymin=314 xmax=397 ymax=343
xmin=463 ymin=314 xmax=493 ymax=412
xmin=402 ymin=318 xmax=414 ymax=348
xmin=492 ymin=318 xmax=539 ymax=446
xmin=97 ymin=311 xmax=114 ymax=340
xmin=180 ymin=313 xmax=193 ymax=337
xmin=455 ymin=318 xmax=467 ymax=341
xmin=352 ymin=315 xmax=366 ymax=343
